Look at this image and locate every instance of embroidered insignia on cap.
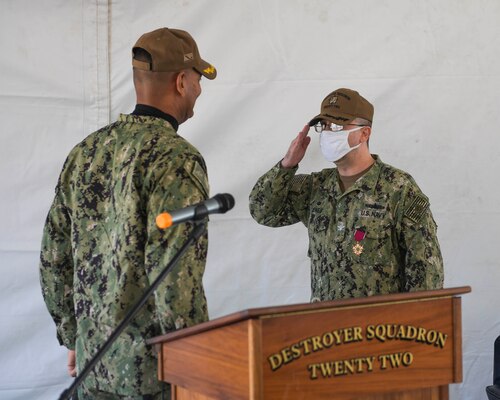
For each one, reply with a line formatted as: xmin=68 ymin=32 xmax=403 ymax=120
xmin=203 ymin=65 xmax=215 ymax=74
xmin=329 ymin=96 xmax=338 ymax=105
xmin=404 ymin=195 xmax=429 ymax=223
xmin=184 ymin=53 xmax=194 ymax=62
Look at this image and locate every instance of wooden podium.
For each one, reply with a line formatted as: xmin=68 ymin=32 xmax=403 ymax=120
xmin=147 ymin=287 xmax=470 ymax=400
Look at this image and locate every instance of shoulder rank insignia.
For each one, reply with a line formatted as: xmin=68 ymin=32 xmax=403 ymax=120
xmin=404 ymin=195 xmax=429 ymax=223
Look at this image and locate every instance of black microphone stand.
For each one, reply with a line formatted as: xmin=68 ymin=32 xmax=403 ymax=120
xmin=59 ymin=218 xmax=207 ymax=400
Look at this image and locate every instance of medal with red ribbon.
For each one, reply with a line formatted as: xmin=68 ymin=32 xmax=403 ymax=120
xmin=352 ymin=228 xmax=366 ymax=256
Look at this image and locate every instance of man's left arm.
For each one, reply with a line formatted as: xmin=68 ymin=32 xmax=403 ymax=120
xmin=399 ymin=189 xmax=444 ymax=291
xmin=144 ymin=157 xmax=210 ymax=333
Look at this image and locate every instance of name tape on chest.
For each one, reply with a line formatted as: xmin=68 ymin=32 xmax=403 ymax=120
xmin=360 ymin=209 xmax=386 ymax=219
xmin=360 ymin=202 xmax=387 ymax=219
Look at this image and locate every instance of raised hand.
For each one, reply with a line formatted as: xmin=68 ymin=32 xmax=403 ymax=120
xmin=281 ymin=124 xmax=311 ymax=169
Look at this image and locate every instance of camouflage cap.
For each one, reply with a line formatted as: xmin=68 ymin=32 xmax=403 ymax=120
xmin=132 ymin=27 xmax=217 ymax=80
xmin=309 ymin=88 xmax=373 ymax=126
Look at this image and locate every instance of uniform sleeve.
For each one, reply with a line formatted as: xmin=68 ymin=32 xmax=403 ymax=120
xmin=249 ymin=161 xmax=312 ymax=227
xmin=398 ymin=186 xmax=444 ymax=291
xmin=145 ymin=157 xmax=209 ymax=333
xmin=39 ymin=188 xmax=76 ymax=349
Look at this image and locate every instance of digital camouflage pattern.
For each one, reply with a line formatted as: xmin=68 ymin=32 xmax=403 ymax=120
xmin=40 ymin=114 xmax=209 ymax=396
xmin=249 ymin=155 xmax=443 ymax=301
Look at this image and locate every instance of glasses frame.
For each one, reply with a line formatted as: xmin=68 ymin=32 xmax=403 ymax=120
xmin=314 ymin=122 xmax=368 ymax=133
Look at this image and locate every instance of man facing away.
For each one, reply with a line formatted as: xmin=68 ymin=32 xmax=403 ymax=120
xmin=249 ymin=88 xmax=443 ymax=302
xmin=39 ymin=27 xmax=217 ymax=399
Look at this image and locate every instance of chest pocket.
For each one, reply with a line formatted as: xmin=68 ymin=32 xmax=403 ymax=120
xmin=353 ymin=218 xmax=394 ymax=262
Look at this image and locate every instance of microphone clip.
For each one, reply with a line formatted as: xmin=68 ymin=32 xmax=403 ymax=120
xmin=192 ymin=204 xmax=211 ymax=224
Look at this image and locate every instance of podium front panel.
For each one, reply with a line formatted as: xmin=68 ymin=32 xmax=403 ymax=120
xmin=259 ymin=296 xmax=459 ymax=399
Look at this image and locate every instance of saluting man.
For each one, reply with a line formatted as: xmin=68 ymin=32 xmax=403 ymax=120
xmin=249 ymin=88 xmax=443 ymax=302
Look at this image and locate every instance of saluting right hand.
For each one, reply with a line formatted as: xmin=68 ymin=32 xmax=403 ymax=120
xmin=281 ymin=124 xmax=311 ymax=169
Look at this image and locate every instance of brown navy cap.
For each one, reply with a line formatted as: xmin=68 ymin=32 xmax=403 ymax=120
xmin=309 ymin=88 xmax=373 ymax=126
xmin=132 ymin=27 xmax=217 ymax=80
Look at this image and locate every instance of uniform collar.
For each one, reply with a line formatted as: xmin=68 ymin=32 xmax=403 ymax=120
xmin=336 ymin=155 xmax=383 ymax=199
xmin=131 ymin=104 xmax=179 ymax=132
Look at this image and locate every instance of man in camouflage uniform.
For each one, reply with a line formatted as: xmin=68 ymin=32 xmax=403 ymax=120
xmin=249 ymin=88 xmax=443 ymax=302
xmin=39 ymin=28 xmax=217 ymax=399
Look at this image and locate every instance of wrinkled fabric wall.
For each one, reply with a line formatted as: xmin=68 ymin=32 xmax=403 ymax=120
xmin=1 ymin=1 xmax=499 ymax=399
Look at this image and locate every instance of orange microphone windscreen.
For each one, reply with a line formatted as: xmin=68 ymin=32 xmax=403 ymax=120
xmin=156 ymin=213 xmax=173 ymax=229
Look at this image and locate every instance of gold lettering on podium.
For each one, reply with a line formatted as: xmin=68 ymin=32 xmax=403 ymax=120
xmin=307 ymin=352 xmax=414 ymax=379
xmin=267 ymin=323 xmax=447 ymax=374
xmin=308 ymin=356 xmax=375 ymax=379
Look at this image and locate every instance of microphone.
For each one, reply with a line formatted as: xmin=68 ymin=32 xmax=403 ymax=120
xmin=156 ymin=193 xmax=235 ymax=229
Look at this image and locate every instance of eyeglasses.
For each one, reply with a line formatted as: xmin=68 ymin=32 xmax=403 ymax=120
xmin=313 ymin=122 xmax=367 ymax=133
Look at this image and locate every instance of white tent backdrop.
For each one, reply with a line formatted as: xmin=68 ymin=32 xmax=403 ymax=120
xmin=1 ymin=0 xmax=499 ymax=398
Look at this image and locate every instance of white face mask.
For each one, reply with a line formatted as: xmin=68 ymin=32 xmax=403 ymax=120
xmin=319 ymin=126 xmax=364 ymax=162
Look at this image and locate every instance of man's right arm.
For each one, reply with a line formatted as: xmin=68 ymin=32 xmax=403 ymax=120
xmin=249 ymin=124 xmax=312 ymax=227
xmin=249 ymin=162 xmax=311 ymax=227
